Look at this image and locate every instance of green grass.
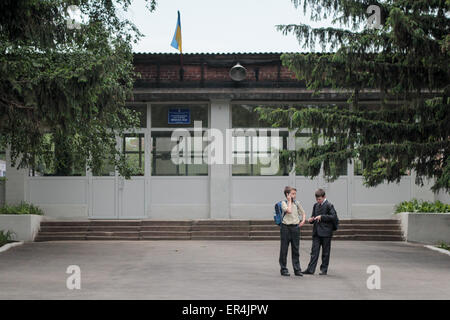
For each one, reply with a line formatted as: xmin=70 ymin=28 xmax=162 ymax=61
xmin=0 ymin=230 xmax=16 ymax=247
xmin=395 ymin=199 xmax=450 ymax=213
xmin=437 ymin=242 xmax=450 ymax=251
xmin=0 ymin=201 xmax=44 ymax=215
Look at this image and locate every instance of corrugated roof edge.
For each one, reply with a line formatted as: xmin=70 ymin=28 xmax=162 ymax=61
xmin=133 ymin=52 xmax=303 ymax=55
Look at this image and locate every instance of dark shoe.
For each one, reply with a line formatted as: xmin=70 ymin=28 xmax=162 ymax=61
xmin=281 ymin=271 xmax=290 ymax=276
xmin=319 ymin=271 xmax=327 ymax=275
xmin=303 ymin=270 xmax=314 ymax=275
xmin=294 ymin=271 xmax=303 ymax=277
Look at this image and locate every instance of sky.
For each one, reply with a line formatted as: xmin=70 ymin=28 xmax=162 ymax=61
xmin=123 ymin=0 xmax=336 ymax=54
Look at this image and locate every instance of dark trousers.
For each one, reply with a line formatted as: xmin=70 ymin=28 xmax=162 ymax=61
xmin=279 ymin=224 xmax=301 ymax=273
xmin=306 ymin=235 xmax=332 ymax=274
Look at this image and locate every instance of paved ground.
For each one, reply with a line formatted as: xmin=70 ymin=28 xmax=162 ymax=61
xmin=0 ymin=240 xmax=449 ymax=300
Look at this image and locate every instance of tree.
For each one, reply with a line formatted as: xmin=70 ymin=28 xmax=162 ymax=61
xmin=257 ymin=0 xmax=450 ymax=191
xmin=0 ymin=0 xmax=156 ymax=178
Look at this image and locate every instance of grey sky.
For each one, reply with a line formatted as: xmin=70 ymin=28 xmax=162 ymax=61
xmin=125 ymin=0 xmax=335 ymax=54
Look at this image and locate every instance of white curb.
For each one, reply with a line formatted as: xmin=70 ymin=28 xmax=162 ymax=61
xmin=424 ymin=245 xmax=450 ymax=256
xmin=0 ymin=241 xmax=24 ymax=253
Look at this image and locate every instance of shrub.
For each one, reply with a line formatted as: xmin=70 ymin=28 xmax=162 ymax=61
xmin=437 ymin=242 xmax=450 ymax=251
xmin=0 ymin=230 xmax=15 ymax=247
xmin=395 ymin=199 xmax=450 ymax=213
xmin=0 ymin=201 xmax=44 ymax=215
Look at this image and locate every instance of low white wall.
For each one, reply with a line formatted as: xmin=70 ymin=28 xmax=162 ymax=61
xmin=0 ymin=214 xmax=45 ymax=242
xmin=397 ymin=212 xmax=450 ymax=244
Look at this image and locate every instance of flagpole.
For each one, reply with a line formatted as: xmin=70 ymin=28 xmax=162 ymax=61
xmin=179 ymin=50 xmax=184 ymax=81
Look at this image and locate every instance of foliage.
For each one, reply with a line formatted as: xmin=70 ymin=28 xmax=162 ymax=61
xmin=0 ymin=0 xmax=156 ymax=179
xmin=394 ymin=198 xmax=450 ymax=213
xmin=437 ymin=242 xmax=450 ymax=251
xmin=0 ymin=201 xmax=44 ymax=215
xmin=0 ymin=230 xmax=16 ymax=247
xmin=258 ymin=0 xmax=450 ymax=191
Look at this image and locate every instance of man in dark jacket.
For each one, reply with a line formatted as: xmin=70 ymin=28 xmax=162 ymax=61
xmin=303 ymin=188 xmax=337 ymax=275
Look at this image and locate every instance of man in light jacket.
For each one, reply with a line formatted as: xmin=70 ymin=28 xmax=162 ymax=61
xmin=279 ymin=186 xmax=306 ymax=277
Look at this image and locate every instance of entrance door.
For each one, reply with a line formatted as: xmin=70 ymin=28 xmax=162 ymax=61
xmin=89 ymin=132 xmax=148 ymax=219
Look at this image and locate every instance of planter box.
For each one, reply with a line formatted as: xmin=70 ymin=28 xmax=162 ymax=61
xmin=0 ymin=214 xmax=46 ymax=242
xmin=395 ymin=212 xmax=450 ymax=244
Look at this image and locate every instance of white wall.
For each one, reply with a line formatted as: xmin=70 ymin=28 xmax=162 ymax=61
xmin=5 ymin=101 xmax=448 ymax=220
xmin=150 ymin=177 xmax=209 ymax=219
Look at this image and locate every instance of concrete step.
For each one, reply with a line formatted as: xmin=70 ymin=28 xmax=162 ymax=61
xmin=350 ymin=219 xmax=400 ymax=225
xmin=141 ymin=220 xmax=192 ymax=226
xmin=140 ymin=231 xmax=191 ymax=237
xmin=191 ymin=226 xmax=250 ymax=231
xmin=353 ymin=235 xmax=405 ymax=241
xmin=191 ymin=231 xmax=250 ymax=237
xmin=140 ymin=236 xmax=191 ymax=240
xmin=141 ymin=226 xmax=192 ymax=232
xmin=88 ymin=232 xmax=140 ymax=237
xmin=89 ymin=220 xmax=141 ymax=226
xmin=85 ymin=236 xmax=140 ymax=240
xmin=35 ymin=235 xmax=86 ymax=241
xmin=191 ymin=236 xmax=250 ymax=240
xmin=193 ymin=220 xmax=250 ymax=226
xmin=88 ymin=226 xmax=141 ymax=232
xmin=40 ymin=226 xmax=89 ymax=232
xmin=35 ymin=219 xmax=405 ymax=242
xmin=38 ymin=231 xmax=86 ymax=236
xmin=41 ymin=221 xmax=90 ymax=227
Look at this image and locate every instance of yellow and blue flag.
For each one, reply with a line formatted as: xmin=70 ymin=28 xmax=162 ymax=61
xmin=170 ymin=11 xmax=182 ymax=53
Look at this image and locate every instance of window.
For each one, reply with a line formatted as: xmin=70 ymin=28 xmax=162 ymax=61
xmin=151 ymin=104 xmax=209 ymax=176
xmin=123 ymin=133 xmax=145 ymax=176
xmin=232 ymin=129 xmax=289 ymax=176
xmin=232 ymin=104 xmax=276 ymax=128
xmin=30 ymin=133 xmax=86 ymax=176
xmin=232 ymin=104 xmax=292 ymax=176
xmin=91 ymin=153 xmax=116 ymax=177
xmin=151 ymin=130 xmax=208 ymax=176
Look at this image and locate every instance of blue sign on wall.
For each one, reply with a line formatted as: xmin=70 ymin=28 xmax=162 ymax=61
xmin=168 ymin=108 xmax=191 ymax=124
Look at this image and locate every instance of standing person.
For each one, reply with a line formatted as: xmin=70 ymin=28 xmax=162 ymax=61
xmin=303 ymin=188 xmax=337 ymax=276
xmin=279 ymin=186 xmax=306 ymax=277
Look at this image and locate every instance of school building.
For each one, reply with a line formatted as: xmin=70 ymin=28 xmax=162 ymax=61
xmin=3 ymin=53 xmax=449 ymax=221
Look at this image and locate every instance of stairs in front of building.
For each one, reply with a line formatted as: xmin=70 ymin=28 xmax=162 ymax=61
xmin=35 ymin=219 xmax=404 ymax=242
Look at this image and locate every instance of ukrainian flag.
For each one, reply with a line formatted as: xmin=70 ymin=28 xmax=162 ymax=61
xmin=170 ymin=11 xmax=182 ymax=53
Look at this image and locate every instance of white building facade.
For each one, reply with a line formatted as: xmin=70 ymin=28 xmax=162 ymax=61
xmin=4 ymin=53 xmax=448 ymax=220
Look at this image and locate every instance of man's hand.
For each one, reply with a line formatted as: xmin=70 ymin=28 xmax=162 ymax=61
xmin=315 ymin=215 xmax=322 ymax=222
xmin=286 ymin=194 xmax=292 ymax=202
xmin=299 ymin=221 xmax=305 ymax=228
xmin=308 ymin=217 xmax=315 ymax=223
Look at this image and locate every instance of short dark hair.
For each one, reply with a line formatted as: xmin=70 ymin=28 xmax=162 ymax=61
xmin=284 ymin=186 xmax=297 ymax=197
xmin=315 ymin=188 xmax=326 ymax=198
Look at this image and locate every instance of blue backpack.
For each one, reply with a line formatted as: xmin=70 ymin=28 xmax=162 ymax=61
xmin=273 ymin=200 xmax=288 ymax=226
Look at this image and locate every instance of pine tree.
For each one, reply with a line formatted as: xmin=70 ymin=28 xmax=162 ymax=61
xmin=258 ymin=0 xmax=450 ymax=191
xmin=0 ymin=0 xmax=156 ymax=178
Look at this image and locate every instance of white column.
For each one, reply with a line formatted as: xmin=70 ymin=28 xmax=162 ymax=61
xmin=209 ymin=99 xmax=231 ymax=219
xmin=5 ymin=144 xmax=29 ymax=205
xmin=347 ymin=159 xmax=354 ymax=219
xmin=287 ymin=129 xmax=297 ymax=187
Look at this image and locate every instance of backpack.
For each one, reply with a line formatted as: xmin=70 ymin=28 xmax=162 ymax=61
xmin=273 ymin=200 xmax=288 ymax=226
xmin=331 ymin=205 xmax=339 ymax=231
